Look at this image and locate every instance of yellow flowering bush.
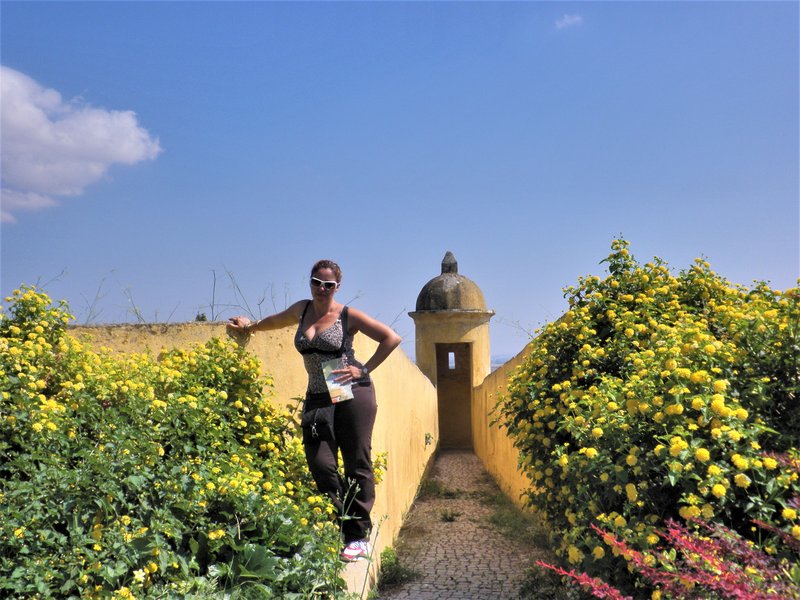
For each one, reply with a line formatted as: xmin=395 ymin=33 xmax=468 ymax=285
xmin=0 ymin=287 xmax=347 ymax=598
xmin=498 ymin=241 xmax=799 ymax=589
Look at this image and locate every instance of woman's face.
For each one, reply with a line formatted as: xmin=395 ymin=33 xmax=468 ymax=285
xmin=310 ymin=267 xmax=339 ymax=299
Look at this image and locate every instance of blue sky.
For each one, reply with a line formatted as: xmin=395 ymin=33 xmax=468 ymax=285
xmin=1 ymin=1 xmax=798 ymax=361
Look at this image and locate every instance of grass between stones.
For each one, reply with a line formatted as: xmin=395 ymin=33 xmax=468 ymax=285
xmin=476 ymin=488 xmax=591 ymax=599
xmin=375 ymin=546 xmax=420 ymax=590
xmin=417 ymin=478 xmax=465 ymax=500
xmin=376 ymin=472 xmax=585 ymax=598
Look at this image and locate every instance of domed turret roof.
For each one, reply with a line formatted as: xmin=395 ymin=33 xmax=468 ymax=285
xmin=415 ymin=252 xmax=487 ymax=312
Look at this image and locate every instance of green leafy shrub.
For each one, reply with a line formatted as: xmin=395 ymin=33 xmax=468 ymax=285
xmin=0 ymin=286 xmax=345 ymax=598
xmin=377 ymin=546 xmax=418 ymax=589
xmin=497 ymin=241 xmax=799 ymax=590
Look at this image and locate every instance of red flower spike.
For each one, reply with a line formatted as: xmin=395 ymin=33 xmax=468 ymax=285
xmin=535 ymin=560 xmax=634 ymax=600
xmin=587 ymin=520 xmax=799 ymax=600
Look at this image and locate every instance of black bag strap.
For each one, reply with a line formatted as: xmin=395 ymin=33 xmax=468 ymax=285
xmin=300 ymin=300 xmax=312 ymax=323
xmin=341 ymin=305 xmax=349 ymax=338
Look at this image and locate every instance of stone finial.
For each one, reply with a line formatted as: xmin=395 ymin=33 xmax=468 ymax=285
xmin=442 ymin=251 xmax=458 ymax=274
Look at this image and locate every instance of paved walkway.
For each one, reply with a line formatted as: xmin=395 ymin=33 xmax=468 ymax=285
xmin=374 ymin=450 xmax=552 ymax=600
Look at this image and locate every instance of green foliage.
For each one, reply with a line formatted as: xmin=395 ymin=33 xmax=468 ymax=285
xmin=497 ymin=241 xmax=800 ymax=587
xmin=417 ymin=479 xmax=462 ymax=500
xmin=0 ymin=286 xmax=346 ymax=598
xmin=439 ymin=509 xmax=462 ymax=523
xmin=519 ymin=565 xmax=591 ymax=600
xmin=377 ymin=546 xmax=418 ymax=589
xmin=481 ymin=491 xmax=548 ymax=547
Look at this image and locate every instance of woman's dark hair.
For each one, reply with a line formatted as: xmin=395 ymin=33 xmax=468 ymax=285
xmin=311 ymin=260 xmax=342 ymax=283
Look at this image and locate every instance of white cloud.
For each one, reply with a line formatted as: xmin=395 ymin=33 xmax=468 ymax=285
xmin=0 ymin=65 xmax=162 ymax=222
xmin=555 ymin=14 xmax=583 ymax=30
xmin=0 ymin=190 xmax=58 ymax=224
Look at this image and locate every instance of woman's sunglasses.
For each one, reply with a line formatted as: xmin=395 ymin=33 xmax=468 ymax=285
xmin=310 ymin=277 xmax=339 ymax=290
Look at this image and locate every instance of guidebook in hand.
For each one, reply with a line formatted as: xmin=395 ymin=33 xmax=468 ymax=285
xmin=321 ymin=357 xmax=354 ymax=403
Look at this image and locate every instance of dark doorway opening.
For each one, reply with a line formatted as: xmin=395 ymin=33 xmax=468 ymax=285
xmin=435 ymin=343 xmax=472 ymax=449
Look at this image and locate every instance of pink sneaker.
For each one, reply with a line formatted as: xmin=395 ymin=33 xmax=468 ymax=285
xmin=340 ymin=539 xmax=371 ymax=562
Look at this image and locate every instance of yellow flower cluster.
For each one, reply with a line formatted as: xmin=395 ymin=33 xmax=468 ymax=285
xmin=499 ymin=241 xmax=800 ymax=580
xmin=1 ymin=286 xmax=345 ymax=598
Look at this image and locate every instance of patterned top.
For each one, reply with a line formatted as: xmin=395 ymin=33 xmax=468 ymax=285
xmin=294 ymin=303 xmax=358 ymax=394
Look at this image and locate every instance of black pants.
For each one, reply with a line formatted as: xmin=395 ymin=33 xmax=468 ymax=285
xmin=303 ymin=380 xmax=377 ymax=543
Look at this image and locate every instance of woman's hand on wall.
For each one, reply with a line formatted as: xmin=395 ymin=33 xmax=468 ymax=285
xmin=227 ymin=316 xmax=252 ymax=332
xmin=226 ymin=316 xmax=254 ymax=345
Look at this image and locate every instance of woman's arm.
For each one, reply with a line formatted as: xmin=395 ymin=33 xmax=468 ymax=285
xmin=227 ymin=300 xmax=306 ymax=334
xmin=338 ymin=306 xmax=402 ymax=380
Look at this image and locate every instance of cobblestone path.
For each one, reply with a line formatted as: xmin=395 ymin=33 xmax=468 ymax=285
xmin=374 ymin=449 xmax=552 ymax=600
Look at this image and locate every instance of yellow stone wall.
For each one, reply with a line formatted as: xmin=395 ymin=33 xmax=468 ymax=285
xmin=69 ymin=322 xmax=439 ymax=596
xmin=472 ymin=342 xmax=534 ymax=509
xmin=70 ymin=323 xmax=311 ymax=407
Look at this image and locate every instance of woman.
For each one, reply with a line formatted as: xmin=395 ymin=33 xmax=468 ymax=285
xmin=227 ymin=260 xmax=401 ymax=562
